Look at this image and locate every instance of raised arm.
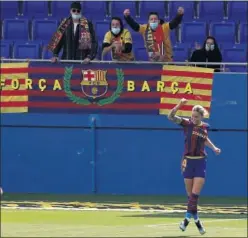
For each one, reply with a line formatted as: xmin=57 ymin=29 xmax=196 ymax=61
xmin=205 ymin=137 xmax=221 ymax=155
xmin=168 ymin=98 xmax=187 ymax=124
xmin=169 ymin=7 xmax=184 ymax=30
xmin=123 ymin=9 xmax=140 ymax=32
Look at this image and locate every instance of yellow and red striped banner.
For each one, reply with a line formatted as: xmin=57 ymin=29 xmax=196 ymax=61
xmin=0 ymin=63 xmax=29 ymax=113
xmin=159 ymin=65 xmax=214 ymax=118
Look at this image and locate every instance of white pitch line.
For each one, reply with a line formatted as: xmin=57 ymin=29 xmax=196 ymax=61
xmin=1 ymin=206 xmax=247 ymax=216
xmin=146 ymin=218 xmax=247 ymax=228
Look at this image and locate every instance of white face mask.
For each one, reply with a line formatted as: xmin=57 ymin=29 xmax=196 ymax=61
xmin=72 ymin=13 xmax=81 ymax=20
xmin=150 ymin=22 xmax=158 ymax=30
xmin=111 ymin=27 xmax=121 ymax=35
xmin=205 ymin=44 xmax=215 ymax=51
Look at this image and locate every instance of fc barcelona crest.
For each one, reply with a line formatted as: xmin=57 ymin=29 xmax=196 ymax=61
xmin=64 ymin=66 xmax=124 ymax=106
xmin=81 ymin=70 xmax=108 ymax=99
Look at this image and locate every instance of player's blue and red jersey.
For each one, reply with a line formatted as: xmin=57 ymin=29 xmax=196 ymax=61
xmin=180 ymin=118 xmax=209 ymax=157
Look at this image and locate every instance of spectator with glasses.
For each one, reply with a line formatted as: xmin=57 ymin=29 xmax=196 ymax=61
xmin=48 ymin=1 xmax=98 ymax=63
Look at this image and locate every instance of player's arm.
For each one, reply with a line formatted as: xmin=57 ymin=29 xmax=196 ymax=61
xmin=167 ymin=98 xmax=187 ymax=124
xmin=205 ymin=137 xmax=221 ymax=155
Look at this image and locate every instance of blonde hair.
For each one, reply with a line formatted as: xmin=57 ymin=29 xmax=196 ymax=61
xmin=192 ymin=105 xmax=209 ymax=117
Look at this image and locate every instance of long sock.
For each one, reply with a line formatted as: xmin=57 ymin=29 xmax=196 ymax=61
xmin=187 ymin=193 xmax=199 ymax=215
xmin=185 ymin=212 xmax=192 ymax=220
xmin=193 ymin=212 xmax=199 ymax=221
xmin=185 ymin=195 xmax=192 ymax=221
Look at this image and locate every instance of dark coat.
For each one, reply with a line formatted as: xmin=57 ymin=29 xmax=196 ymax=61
xmin=53 ymin=19 xmax=98 ymax=60
xmin=190 ymin=37 xmax=222 ymax=72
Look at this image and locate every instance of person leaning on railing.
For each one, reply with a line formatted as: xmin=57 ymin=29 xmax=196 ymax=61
xmin=101 ymin=17 xmax=134 ymax=61
xmin=48 ymin=1 xmax=98 ymax=64
xmin=123 ymin=7 xmax=184 ymax=62
xmin=190 ymin=36 xmax=222 ymax=72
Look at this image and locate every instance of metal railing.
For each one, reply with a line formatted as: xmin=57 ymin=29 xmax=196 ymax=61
xmin=1 ymin=58 xmax=247 ymax=72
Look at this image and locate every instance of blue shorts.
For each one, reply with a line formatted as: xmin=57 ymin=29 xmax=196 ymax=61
xmin=182 ymin=157 xmax=206 ymax=179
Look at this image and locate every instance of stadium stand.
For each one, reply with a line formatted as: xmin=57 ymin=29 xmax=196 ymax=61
xmin=173 ymin=43 xmax=190 ymax=61
xmin=32 ymin=19 xmax=58 ymax=41
xmin=0 ymin=1 xmax=246 ymax=72
xmin=110 ymin=1 xmax=137 ymax=18
xmin=227 ymin=1 xmax=248 ymax=21
xmin=13 ymin=41 xmax=41 ymax=59
xmin=139 ymin=1 xmax=166 ymax=20
xmin=198 ymin=1 xmax=225 ymax=21
xmin=168 ymin=1 xmax=195 ymax=20
xmin=3 ymin=18 xmax=29 ymax=40
xmin=210 ymin=21 xmax=236 ymax=44
xmin=181 ymin=21 xmax=207 ymax=43
xmin=23 ymin=1 xmax=49 ymax=18
xmin=0 ymin=1 xmax=19 ymax=19
xmin=1 ymin=41 xmax=11 ymax=58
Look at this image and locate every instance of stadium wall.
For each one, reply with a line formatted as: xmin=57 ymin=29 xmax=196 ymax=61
xmin=1 ymin=69 xmax=247 ymax=197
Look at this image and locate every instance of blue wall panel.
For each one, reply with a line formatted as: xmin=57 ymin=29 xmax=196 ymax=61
xmin=1 ymin=72 xmax=247 ymax=196
xmin=1 ymin=127 xmax=93 ymax=193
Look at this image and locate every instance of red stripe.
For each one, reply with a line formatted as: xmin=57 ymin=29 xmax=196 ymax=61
xmin=0 ymin=101 xmax=209 ymax=111
xmin=1 ymin=67 xmax=213 ymax=79
xmin=162 ymin=70 xmax=213 ymax=79
xmin=3 ymin=78 xmax=212 ymax=90
xmin=1 ymin=89 xmax=212 ymax=102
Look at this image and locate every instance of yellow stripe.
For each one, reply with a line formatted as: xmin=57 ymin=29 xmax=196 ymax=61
xmin=0 ymin=62 xmax=29 ymax=68
xmin=161 ymin=75 xmax=213 ymax=84
xmin=0 ymin=63 xmax=29 ymax=114
xmin=1 ymin=74 xmax=28 ymax=81
xmin=1 ymin=96 xmax=28 ymax=102
xmin=159 ymin=109 xmax=210 ymax=118
xmin=2 ymin=84 xmax=27 ymax=90
xmin=163 ymin=65 xmax=215 ymax=73
xmin=0 ymin=107 xmax=28 ymax=113
xmin=163 ymin=87 xmax=212 ymax=96
xmin=160 ymin=98 xmax=211 ymax=108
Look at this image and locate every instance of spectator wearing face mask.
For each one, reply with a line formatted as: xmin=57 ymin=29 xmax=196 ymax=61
xmin=124 ymin=7 xmax=184 ymax=62
xmin=102 ymin=17 xmax=134 ymax=61
xmin=48 ymin=1 xmax=98 ymax=63
xmin=190 ymin=36 xmax=222 ymax=72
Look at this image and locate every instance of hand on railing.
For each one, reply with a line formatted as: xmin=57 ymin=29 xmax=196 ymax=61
xmin=51 ymin=57 xmax=59 ymax=63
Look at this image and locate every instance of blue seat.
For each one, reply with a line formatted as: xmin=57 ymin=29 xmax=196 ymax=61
xmin=240 ymin=23 xmax=247 ymax=44
xmin=198 ymin=1 xmax=225 ymax=21
xmin=83 ymin=1 xmax=107 ymax=20
xmin=173 ymin=43 xmax=190 ymax=61
xmin=0 ymin=42 xmax=11 ymax=58
xmin=13 ymin=41 xmax=41 ymax=59
xmin=170 ymin=30 xmax=177 ymax=44
xmin=210 ymin=21 xmax=236 ymax=44
xmin=23 ymin=1 xmax=49 ymax=17
xmin=3 ymin=18 xmax=29 ymax=40
xmin=222 ymin=44 xmax=247 ymax=63
xmin=139 ymin=1 xmax=166 ymax=20
xmin=135 ymin=47 xmax=148 ymax=61
xmin=51 ymin=1 xmax=71 ymax=18
xmin=111 ymin=1 xmax=137 ymax=17
xmin=168 ymin=1 xmax=195 ymax=21
xmin=102 ymin=47 xmax=112 ymax=61
xmin=227 ymin=1 xmax=248 ymax=21
xmin=0 ymin=1 xmax=19 ymax=19
xmin=32 ymin=19 xmax=58 ymax=41
xmin=95 ymin=21 xmax=110 ymax=43
xmin=181 ymin=22 xmax=207 ymax=43
xmin=131 ymin=31 xmax=144 ymax=45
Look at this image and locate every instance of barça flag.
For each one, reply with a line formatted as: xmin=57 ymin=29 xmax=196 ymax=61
xmin=0 ymin=62 xmax=214 ymax=117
